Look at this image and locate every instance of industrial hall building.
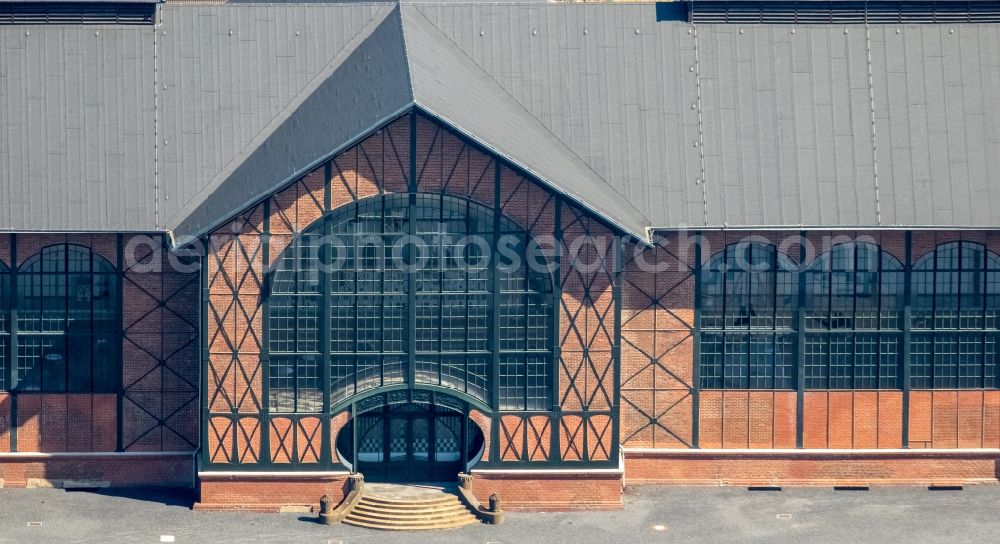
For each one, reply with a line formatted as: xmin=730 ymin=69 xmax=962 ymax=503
xmin=2 ymin=0 xmax=1000 ymax=513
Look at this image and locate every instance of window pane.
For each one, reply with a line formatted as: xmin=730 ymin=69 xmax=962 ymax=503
xmin=909 ymin=242 xmax=1000 ymax=389
xmin=270 ymin=194 xmax=554 ymax=413
xmin=14 ymin=245 xmax=119 ymax=393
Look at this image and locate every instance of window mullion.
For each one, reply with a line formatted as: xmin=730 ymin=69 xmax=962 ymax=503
xmin=983 ymin=245 xmax=989 ymax=388
xmin=772 ymin=246 xmax=778 ymax=389
xmin=63 ymin=244 xmax=68 ymax=392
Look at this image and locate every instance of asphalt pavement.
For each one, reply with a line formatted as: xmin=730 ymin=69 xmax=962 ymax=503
xmin=0 ymin=484 xmax=998 ymax=543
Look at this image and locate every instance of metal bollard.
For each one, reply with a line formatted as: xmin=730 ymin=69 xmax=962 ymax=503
xmin=488 ymin=493 xmax=501 ymax=513
xmin=318 ymin=495 xmax=335 ymax=525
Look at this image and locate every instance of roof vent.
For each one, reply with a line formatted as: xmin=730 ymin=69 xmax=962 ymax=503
xmin=0 ymin=2 xmax=156 ymax=25
xmin=658 ymin=1 xmax=1000 ymax=24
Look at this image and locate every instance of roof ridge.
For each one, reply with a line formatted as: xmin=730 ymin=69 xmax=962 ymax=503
xmin=394 ymin=3 xmax=416 ymax=102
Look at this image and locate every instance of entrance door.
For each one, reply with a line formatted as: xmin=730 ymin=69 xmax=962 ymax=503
xmin=339 ymin=402 xmax=479 ymax=483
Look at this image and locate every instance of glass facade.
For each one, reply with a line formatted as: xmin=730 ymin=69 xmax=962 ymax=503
xmin=267 ymin=194 xmax=554 ymax=413
xmin=911 ymin=241 xmax=1000 ymax=388
xmin=700 ymin=240 xmax=1000 ymax=391
xmin=0 ymin=244 xmax=119 ymax=393
xmin=803 ymin=242 xmax=903 ymax=389
xmin=700 ymin=242 xmax=797 ymax=389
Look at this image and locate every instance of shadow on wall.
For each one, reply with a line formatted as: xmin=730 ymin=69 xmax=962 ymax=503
xmin=0 ymin=392 xmax=117 ymax=454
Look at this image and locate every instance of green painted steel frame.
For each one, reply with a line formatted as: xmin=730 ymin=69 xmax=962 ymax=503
xmin=199 ymin=108 xmax=628 ymax=472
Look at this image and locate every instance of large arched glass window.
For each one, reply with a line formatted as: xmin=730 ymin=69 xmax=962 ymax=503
xmin=699 ymin=242 xmax=797 ymax=389
xmin=16 ymin=244 xmax=118 ymax=392
xmin=911 ymin=241 xmax=1000 ymax=388
xmin=803 ymin=242 xmax=904 ymax=389
xmin=267 ymin=194 xmax=554 ymax=413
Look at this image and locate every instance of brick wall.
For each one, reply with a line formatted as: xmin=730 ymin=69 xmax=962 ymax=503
xmin=470 ymin=470 xmax=623 ymax=511
xmin=623 ymin=450 xmax=1000 ymax=486
xmin=803 ymin=391 xmax=903 ymax=449
xmin=0 ymin=453 xmax=193 ymax=488
xmin=909 ymin=390 xmax=1000 ymax=449
xmin=699 ymin=390 xmax=797 ymax=449
xmin=624 ymin=229 xmax=1000 ymax=460
xmin=195 ymin=473 xmax=350 ymax=512
xmin=0 ymin=233 xmax=199 ymax=488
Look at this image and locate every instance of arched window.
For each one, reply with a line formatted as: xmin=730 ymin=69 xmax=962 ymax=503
xmin=803 ymin=242 xmax=904 ymax=389
xmin=16 ymin=244 xmax=118 ymax=392
xmin=911 ymin=241 xmax=1000 ymax=388
xmin=267 ymin=194 xmax=554 ymax=412
xmin=699 ymin=242 xmax=797 ymax=389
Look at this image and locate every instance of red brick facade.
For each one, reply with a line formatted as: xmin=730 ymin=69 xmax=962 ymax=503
xmin=0 ymin=234 xmax=199 ymax=488
xmin=203 ymin=112 xmax=620 ymax=476
xmin=470 ymin=470 xmax=623 ymax=511
xmin=196 ymin=472 xmax=351 ymax=512
xmin=5 ymin=116 xmax=1000 ymax=511
xmin=623 ymin=450 xmax=999 ymax=487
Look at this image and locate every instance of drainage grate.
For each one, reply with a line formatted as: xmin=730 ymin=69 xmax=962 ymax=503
xmin=748 ymin=485 xmax=783 ymax=491
xmin=928 ymin=484 xmax=964 ymax=491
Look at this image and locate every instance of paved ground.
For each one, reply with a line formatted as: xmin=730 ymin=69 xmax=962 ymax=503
xmin=1 ymin=484 xmax=998 ymax=543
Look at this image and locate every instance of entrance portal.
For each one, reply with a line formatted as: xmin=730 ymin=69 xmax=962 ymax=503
xmin=336 ymin=403 xmax=485 ymax=482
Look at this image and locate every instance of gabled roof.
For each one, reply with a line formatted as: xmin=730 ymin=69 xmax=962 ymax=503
xmin=3 ymin=1 xmax=1000 ymax=243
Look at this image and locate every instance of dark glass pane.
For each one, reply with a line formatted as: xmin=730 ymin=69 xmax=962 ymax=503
xmin=699 ymin=242 xmax=799 ymax=389
xmin=723 ymin=333 xmax=749 ymax=389
xmin=0 ymin=272 xmax=8 ymax=335
xmin=933 ymin=333 xmax=959 ymax=388
xmin=66 ymin=333 xmax=94 ymax=391
xmin=908 ymin=242 xmax=1000 ymax=389
xmin=803 ymin=334 xmax=829 ymax=389
xmin=415 ymin=356 xmax=439 ymax=385
xmin=748 ymin=333 xmax=774 ymax=388
xmin=270 ymin=194 xmax=554 ymax=413
xmin=525 ymin=355 xmax=550 ymax=410
xmin=0 ymin=334 xmax=7 ymax=391
xmin=498 ymin=355 xmax=526 ymax=411
xmin=91 ymin=333 xmax=117 ymax=392
xmin=774 ymin=333 xmax=795 ymax=389
xmin=91 ymin=273 xmax=117 ymax=331
xmin=269 ymin=356 xmax=296 ymax=413
xmin=828 ymin=333 xmax=853 ymax=389
xmin=699 ymin=332 xmax=724 ymax=389
xmin=910 ymin=333 xmax=933 ymax=388
xmin=296 ymin=355 xmax=322 ymax=413
xmin=878 ymin=335 xmax=901 ymax=389
xmin=15 ymin=245 xmax=119 ymax=393
xmin=18 ymin=335 xmax=67 ymax=392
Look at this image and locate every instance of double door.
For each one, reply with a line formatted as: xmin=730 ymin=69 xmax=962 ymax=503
xmin=352 ymin=403 xmax=464 ymax=482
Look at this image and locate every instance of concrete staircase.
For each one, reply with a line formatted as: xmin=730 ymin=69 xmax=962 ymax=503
xmin=343 ymin=483 xmax=480 ymax=531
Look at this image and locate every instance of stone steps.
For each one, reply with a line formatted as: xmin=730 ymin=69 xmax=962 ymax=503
xmin=343 ymin=485 xmax=480 ymax=531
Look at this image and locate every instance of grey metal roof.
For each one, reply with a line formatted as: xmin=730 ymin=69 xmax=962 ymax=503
xmin=403 ymin=5 xmax=650 ymax=237
xmin=167 ymin=3 xmax=411 ymax=240
xmin=3 ymin=2 xmax=1000 ymax=242
xmin=0 ymin=24 xmax=157 ymax=232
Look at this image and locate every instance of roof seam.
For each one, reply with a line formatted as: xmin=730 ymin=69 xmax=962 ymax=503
xmin=865 ymin=22 xmax=882 ymax=226
xmin=693 ymin=24 xmax=709 ymax=226
xmin=152 ymin=21 xmax=160 ymax=230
